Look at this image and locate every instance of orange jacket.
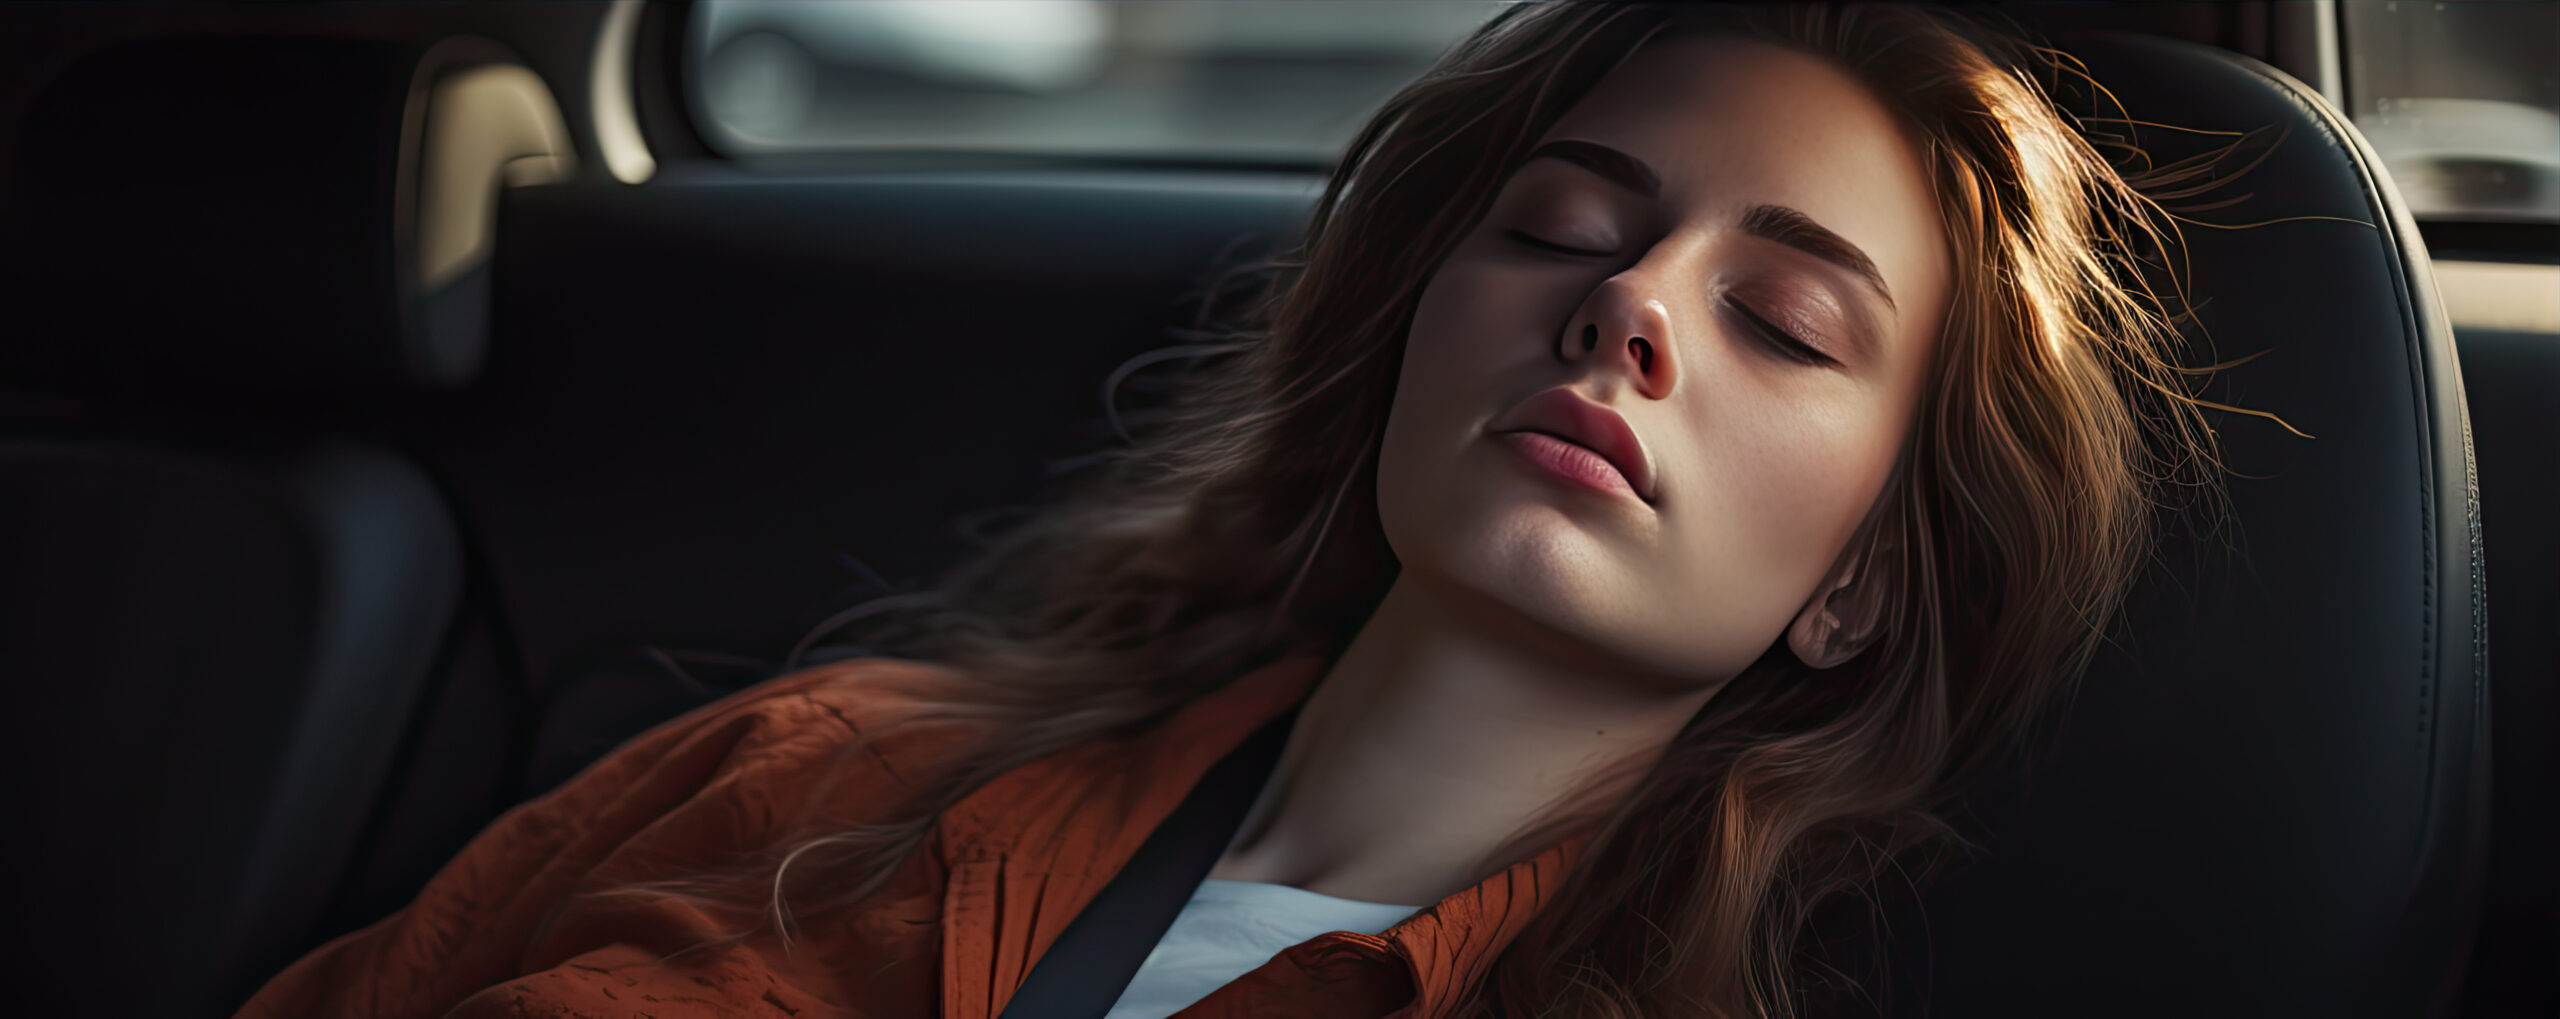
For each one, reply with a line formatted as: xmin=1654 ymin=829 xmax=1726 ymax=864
xmin=237 ymin=655 xmax=1584 ymax=1018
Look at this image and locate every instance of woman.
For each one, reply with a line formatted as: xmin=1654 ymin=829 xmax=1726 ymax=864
xmin=242 ymin=2 xmax=2246 ymax=1017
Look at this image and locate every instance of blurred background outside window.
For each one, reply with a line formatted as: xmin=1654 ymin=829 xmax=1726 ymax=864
xmin=2343 ymin=0 xmax=2559 ymax=224
xmin=690 ymin=0 xmax=2560 ymax=229
xmin=683 ymin=0 xmax=2554 ymax=330
xmin=689 ymin=0 xmax=1504 ymax=165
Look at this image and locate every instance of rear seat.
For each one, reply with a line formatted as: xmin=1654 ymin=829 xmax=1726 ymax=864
xmin=453 ymin=169 xmax=1318 ymax=800
xmin=0 ymin=35 xmax=571 ymax=1017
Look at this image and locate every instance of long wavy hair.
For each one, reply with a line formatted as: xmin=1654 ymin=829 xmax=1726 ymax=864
xmin=603 ymin=3 xmax=2279 ymax=1015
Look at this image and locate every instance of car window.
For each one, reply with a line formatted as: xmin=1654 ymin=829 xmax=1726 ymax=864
xmin=688 ymin=0 xmax=1504 ymax=164
xmin=2341 ymin=0 xmax=2559 ymax=224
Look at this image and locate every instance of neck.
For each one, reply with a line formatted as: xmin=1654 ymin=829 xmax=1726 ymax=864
xmin=1208 ymin=572 xmax=1723 ymax=906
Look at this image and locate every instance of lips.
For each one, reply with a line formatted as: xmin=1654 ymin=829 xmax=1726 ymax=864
xmin=1493 ymin=388 xmax=1656 ymax=502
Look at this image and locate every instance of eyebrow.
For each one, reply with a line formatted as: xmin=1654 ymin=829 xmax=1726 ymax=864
xmin=1520 ymin=139 xmax=1898 ymax=311
xmin=1737 ymin=204 xmax=1896 ymax=311
xmin=1523 ymin=139 xmax=1662 ymax=199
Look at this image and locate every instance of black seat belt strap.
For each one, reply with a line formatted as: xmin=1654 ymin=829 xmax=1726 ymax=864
xmin=995 ymin=707 xmax=1300 ymax=1019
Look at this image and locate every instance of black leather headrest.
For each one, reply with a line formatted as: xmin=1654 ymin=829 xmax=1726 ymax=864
xmin=1878 ymin=35 xmax=2488 ymax=1018
xmin=2 ymin=35 xmax=573 ymax=400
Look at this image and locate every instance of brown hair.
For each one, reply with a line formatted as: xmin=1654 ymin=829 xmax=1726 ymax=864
xmin=608 ymin=3 xmax=2271 ymax=1015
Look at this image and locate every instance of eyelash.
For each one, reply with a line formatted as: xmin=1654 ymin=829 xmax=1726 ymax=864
xmin=1730 ymin=300 xmax=1831 ymax=365
xmin=1506 ymin=228 xmax=1833 ymax=367
xmin=1503 ymin=229 xmax=1612 ymax=258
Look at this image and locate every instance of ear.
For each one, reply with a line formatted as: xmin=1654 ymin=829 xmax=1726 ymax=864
xmin=1787 ymin=523 xmax=1901 ymax=670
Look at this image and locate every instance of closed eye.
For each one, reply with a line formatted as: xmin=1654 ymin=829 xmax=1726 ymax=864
xmin=1730 ymin=299 xmax=1833 ymax=366
xmin=1503 ymin=229 xmax=1613 ymax=258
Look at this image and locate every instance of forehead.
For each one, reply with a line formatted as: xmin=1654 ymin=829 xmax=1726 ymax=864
xmin=1536 ymin=35 xmax=1948 ymax=304
xmin=1545 ymin=35 xmax=1922 ymax=203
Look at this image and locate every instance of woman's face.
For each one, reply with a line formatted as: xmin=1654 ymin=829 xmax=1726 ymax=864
xmin=1377 ymin=35 xmax=1952 ymax=685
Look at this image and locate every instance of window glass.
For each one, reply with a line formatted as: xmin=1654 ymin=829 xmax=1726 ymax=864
xmin=2342 ymin=0 xmax=2560 ymax=222
xmin=688 ymin=0 xmax=1505 ymax=164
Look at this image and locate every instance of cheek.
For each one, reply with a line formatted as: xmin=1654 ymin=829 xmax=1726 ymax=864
xmin=1379 ymin=265 xmax=1496 ymax=538
xmin=1377 ymin=254 xmax=1583 ymax=562
xmin=1661 ymin=392 xmax=1904 ymax=614
xmin=1403 ymin=254 xmax=1551 ymax=372
xmin=1383 ymin=259 xmax=1544 ymax=457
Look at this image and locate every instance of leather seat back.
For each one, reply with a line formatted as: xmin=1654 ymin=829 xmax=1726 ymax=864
xmin=1874 ymin=35 xmax=2489 ymax=1018
xmin=0 ymin=34 xmax=571 ymax=1017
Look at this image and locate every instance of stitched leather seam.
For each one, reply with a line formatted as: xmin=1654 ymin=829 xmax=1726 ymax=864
xmin=2231 ymin=55 xmax=2443 ymax=819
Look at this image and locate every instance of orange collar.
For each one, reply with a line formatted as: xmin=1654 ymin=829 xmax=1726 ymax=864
xmin=933 ymin=655 xmax=1588 ymax=1019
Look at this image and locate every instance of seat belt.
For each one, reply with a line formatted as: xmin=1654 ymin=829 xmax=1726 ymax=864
xmin=995 ymin=707 xmax=1300 ymax=1019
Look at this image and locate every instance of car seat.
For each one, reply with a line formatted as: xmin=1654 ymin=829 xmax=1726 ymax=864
xmin=0 ymin=34 xmax=572 ymax=1018
xmin=1849 ymin=34 xmax=2490 ymax=1017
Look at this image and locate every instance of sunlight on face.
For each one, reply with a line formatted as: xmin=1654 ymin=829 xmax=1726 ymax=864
xmin=1376 ymin=35 xmax=1953 ymax=684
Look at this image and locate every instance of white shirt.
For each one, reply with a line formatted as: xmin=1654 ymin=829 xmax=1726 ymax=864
xmin=1099 ymin=878 xmax=1425 ymax=1019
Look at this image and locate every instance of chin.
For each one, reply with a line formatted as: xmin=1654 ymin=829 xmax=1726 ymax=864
xmin=1413 ymin=521 xmax=1763 ymax=687
xmin=1418 ymin=514 xmax=1658 ymax=665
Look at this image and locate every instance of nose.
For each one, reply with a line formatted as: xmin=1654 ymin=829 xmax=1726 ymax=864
xmin=1559 ymin=274 xmax=1679 ymax=398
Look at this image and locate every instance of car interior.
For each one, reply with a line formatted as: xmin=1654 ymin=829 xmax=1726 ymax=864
xmin=0 ymin=2 xmax=2550 ymax=1017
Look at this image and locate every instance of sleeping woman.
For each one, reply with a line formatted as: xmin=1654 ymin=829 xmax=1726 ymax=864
xmin=241 ymin=2 xmax=2235 ymax=1017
